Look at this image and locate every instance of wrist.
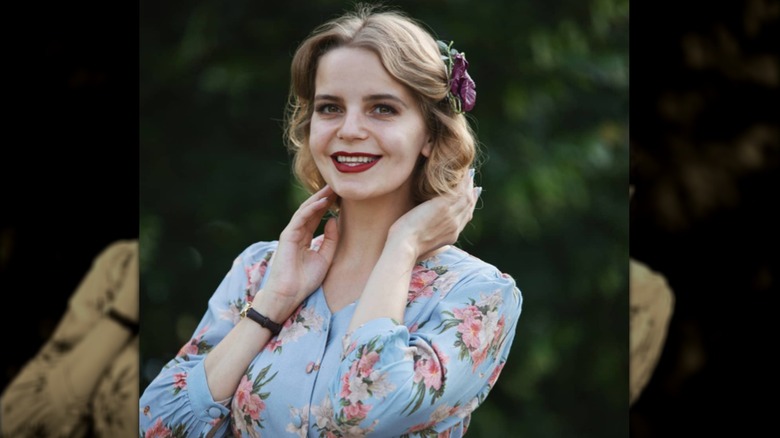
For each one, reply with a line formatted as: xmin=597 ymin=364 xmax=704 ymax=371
xmin=106 ymin=307 xmax=139 ymax=335
xmin=250 ymin=291 xmax=297 ymax=324
xmin=240 ymin=303 xmax=283 ymax=336
xmin=383 ymin=234 xmax=419 ymax=265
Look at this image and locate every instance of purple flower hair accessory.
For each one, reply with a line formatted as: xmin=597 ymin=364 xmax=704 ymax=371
xmin=438 ymin=40 xmax=476 ymax=113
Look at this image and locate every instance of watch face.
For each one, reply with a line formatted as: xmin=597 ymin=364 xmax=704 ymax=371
xmin=240 ymin=302 xmax=251 ymax=318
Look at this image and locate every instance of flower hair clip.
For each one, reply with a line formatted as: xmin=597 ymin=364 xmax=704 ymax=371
xmin=437 ymin=40 xmax=476 ymax=114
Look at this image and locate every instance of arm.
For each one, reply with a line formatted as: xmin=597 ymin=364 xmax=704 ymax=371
xmin=139 ymin=241 xmax=279 ymax=437
xmin=348 ymin=170 xmax=479 ymax=332
xmin=322 ymin=268 xmax=523 ymax=436
xmin=314 ymin=172 xmax=522 ymax=435
xmin=203 ymin=186 xmax=338 ymax=402
xmin=0 ymin=240 xmax=138 ymax=438
xmin=140 ymin=186 xmax=339 ymax=437
xmin=60 ymin=240 xmax=139 ymax=405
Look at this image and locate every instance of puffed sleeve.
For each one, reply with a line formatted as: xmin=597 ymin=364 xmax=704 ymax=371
xmin=139 ymin=241 xmax=277 ymax=438
xmin=320 ymin=264 xmax=523 ymax=436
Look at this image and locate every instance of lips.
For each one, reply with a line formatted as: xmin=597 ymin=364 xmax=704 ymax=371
xmin=331 ymin=152 xmax=381 ymax=173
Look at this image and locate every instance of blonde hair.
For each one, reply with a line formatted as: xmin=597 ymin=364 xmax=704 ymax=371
xmin=284 ymin=3 xmax=478 ymax=204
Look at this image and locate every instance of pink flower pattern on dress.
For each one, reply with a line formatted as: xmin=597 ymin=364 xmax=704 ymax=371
xmin=408 ymin=263 xmax=458 ymax=307
xmin=436 ymin=290 xmax=508 ymax=371
xmin=143 ymin=418 xmax=172 ymax=438
xmin=488 ymin=361 xmax=506 ymax=388
xmin=140 ymin=240 xmax=522 ymax=438
xmin=404 ymin=342 xmax=449 ymax=415
xmin=142 ymin=417 xmax=189 ymax=438
xmin=330 ymin=337 xmax=395 ymax=434
xmin=172 ymin=372 xmax=186 ymax=395
xmin=231 ymin=364 xmax=277 ymax=436
xmin=174 ymin=325 xmax=212 ymax=360
xmin=265 ymin=304 xmax=324 ymax=353
xmin=311 ymin=396 xmax=380 ymax=437
xmin=244 ymin=251 xmax=272 ymax=297
xmin=402 ymin=404 xmax=461 ymax=438
xmin=408 ymin=265 xmax=441 ymax=304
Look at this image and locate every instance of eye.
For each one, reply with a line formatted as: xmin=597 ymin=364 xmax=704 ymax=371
xmin=315 ymin=103 xmax=341 ymax=114
xmin=372 ymin=104 xmax=397 ymax=116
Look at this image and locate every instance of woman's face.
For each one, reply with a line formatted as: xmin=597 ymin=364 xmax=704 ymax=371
xmin=309 ymin=47 xmax=431 ymax=207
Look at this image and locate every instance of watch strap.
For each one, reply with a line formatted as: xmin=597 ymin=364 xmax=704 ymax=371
xmin=244 ymin=307 xmax=283 ymax=336
xmin=107 ymin=308 xmax=139 ymax=335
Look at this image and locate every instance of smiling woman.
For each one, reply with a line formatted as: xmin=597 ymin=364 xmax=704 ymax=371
xmin=309 ymin=47 xmax=432 ymax=212
xmin=139 ymin=4 xmax=522 ymax=437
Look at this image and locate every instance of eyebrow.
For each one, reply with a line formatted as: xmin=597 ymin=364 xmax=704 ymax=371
xmin=313 ymin=93 xmax=409 ymax=109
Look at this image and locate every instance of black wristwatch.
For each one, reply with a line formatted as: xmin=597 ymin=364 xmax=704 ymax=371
xmin=240 ymin=302 xmax=283 ymax=336
xmin=107 ymin=308 xmax=139 ymax=335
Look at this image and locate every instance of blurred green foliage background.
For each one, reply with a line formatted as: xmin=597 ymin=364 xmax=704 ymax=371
xmin=140 ymin=0 xmax=628 ymax=436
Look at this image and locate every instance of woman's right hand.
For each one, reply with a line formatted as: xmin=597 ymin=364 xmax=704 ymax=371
xmin=252 ymin=185 xmax=340 ymax=322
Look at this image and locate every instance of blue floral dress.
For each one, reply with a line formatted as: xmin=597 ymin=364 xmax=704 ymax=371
xmin=140 ymin=239 xmax=522 ymax=437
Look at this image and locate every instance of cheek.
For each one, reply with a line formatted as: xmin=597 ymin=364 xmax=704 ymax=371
xmin=308 ymin=123 xmax=330 ymax=155
xmin=408 ymin=128 xmax=432 ymax=160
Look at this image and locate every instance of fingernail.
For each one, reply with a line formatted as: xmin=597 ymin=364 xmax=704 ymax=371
xmin=469 ymin=168 xmax=475 ymax=179
xmin=475 ymin=187 xmax=482 ymax=197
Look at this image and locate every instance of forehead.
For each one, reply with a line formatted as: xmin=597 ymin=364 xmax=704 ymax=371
xmin=315 ymin=47 xmax=412 ymax=99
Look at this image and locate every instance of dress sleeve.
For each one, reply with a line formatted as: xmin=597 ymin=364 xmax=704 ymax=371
xmin=319 ymin=264 xmax=523 ymax=437
xmin=58 ymin=240 xmax=138 ymax=340
xmin=139 ymin=241 xmax=276 ymax=438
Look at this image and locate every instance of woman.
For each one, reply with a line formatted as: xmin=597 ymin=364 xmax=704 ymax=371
xmin=140 ymin=5 xmax=522 ymax=437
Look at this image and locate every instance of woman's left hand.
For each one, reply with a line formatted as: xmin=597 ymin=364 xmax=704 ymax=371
xmin=387 ymin=169 xmax=481 ymax=261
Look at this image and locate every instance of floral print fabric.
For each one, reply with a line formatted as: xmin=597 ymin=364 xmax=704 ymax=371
xmin=140 ymin=240 xmax=522 ymax=437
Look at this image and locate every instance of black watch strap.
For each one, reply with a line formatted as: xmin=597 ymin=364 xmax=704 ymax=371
xmin=245 ymin=307 xmax=283 ymax=336
xmin=107 ymin=308 xmax=139 ymax=335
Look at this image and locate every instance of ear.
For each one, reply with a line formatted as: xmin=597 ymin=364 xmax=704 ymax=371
xmin=421 ymin=138 xmax=433 ymax=158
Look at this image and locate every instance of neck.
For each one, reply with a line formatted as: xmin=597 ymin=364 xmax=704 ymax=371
xmin=331 ymin=194 xmax=415 ymax=270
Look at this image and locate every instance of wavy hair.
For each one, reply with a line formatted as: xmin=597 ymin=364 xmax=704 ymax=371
xmin=284 ymin=3 xmax=478 ymax=204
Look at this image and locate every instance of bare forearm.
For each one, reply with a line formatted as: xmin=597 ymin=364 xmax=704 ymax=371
xmin=203 ymin=319 xmax=273 ymax=400
xmin=58 ymin=318 xmax=134 ymax=402
xmin=203 ymin=295 xmax=296 ymax=401
xmin=348 ymin=239 xmax=417 ymax=332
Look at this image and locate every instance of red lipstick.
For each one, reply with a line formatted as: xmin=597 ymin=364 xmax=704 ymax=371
xmin=331 ymin=152 xmax=381 ymax=173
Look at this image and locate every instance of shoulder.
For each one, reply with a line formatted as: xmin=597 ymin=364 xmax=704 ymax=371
xmin=440 ymin=246 xmax=519 ymax=288
xmin=232 ymin=235 xmax=325 ymax=268
xmin=90 ymin=239 xmax=138 ymax=275
xmin=230 ymin=240 xmax=279 ymax=268
xmin=94 ymin=239 xmax=138 ymax=261
xmin=435 ymin=246 xmax=523 ymax=312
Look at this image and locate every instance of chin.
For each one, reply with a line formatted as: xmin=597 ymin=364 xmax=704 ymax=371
xmin=332 ymin=189 xmax=373 ymax=202
xmin=325 ymin=180 xmax=361 ymax=197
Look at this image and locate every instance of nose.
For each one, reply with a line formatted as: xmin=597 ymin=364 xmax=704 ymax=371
xmin=337 ymin=110 xmax=368 ymax=141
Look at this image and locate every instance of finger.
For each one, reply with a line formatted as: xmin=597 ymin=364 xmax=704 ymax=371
xmin=290 ymin=192 xmax=336 ymax=233
xmin=293 ymin=185 xmax=336 ymax=218
xmin=283 ymin=191 xmax=336 ymax=240
xmin=440 ymin=168 xmax=470 ymax=210
xmin=459 ymin=168 xmax=475 ymax=199
xmin=316 ymin=217 xmax=340 ymax=265
xmin=453 ymin=170 xmax=476 ymax=211
xmin=299 ymin=185 xmax=335 ymax=210
xmin=469 ymin=187 xmax=482 ymax=218
xmin=455 ymin=168 xmax=473 ymax=191
xmin=299 ymin=192 xmax=338 ymax=236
